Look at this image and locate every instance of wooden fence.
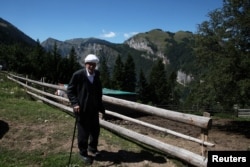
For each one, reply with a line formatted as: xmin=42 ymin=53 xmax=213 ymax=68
xmin=237 ymin=109 xmax=250 ymax=117
xmin=7 ymin=73 xmax=214 ymax=167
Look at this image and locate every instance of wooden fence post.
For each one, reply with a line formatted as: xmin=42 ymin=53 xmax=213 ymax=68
xmin=42 ymin=77 xmax=45 ymax=92
xmin=25 ymin=75 xmax=28 ymax=91
xmin=201 ymin=112 xmax=210 ymax=157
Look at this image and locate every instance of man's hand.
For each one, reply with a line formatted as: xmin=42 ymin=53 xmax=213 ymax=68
xmin=99 ymin=112 xmax=106 ymax=120
xmin=73 ymin=105 xmax=80 ymax=113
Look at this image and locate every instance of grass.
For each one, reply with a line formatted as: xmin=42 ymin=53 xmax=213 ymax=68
xmin=0 ymin=72 xmax=75 ymax=166
xmin=211 ymin=111 xmax=250 ymax=121
xmin=0 ymin=72 xmax=160 ymax=167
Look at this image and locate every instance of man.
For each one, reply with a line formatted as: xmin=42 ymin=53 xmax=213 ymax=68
xmin=67 ymin=54 xmax=105 ymax=164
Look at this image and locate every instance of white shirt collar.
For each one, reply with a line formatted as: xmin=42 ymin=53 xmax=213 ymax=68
xmin=86 ymin=68 xmax=95 ymax=83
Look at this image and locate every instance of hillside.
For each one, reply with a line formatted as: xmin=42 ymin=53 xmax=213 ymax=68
xmin=0 ymin=17 xmax=36 ymax=46
xmin=124 ymin=29 xmax=194 ymax=65
xmin=41 ymin=29 xmax=195 ymax=79
xmin=41 ymin=37 xmax=155 ymax=77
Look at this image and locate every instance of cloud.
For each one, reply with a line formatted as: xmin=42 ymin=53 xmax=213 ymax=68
xmin=99 ymin=30 xmax=139 ymax=43
xmin=100 ymin=30 xmax=116 ymax=38
xmin=124 ymin=32 xmax=139 ymax=39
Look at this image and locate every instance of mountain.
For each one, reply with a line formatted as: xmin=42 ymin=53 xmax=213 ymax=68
xmin=0 ymin=18 xmax=36 ymax=46
xmin=125 ymin=29 xmax=194 ymax=63
xmin=41 ymin=37 xmax=155 ymax=77
xmin=0 ymin=17 xmax=194 ymax=83
xmin=41 ymin=29 xmax=194 ymax=62
xmin=41 ymin=29 xmax=194 ymax=78
xmin=125 ymin=29 xmax=195 ymax=83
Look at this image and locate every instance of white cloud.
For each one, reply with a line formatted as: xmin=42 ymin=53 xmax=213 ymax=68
xmin=100 ymin=30 xmax=116 ymax=38
xmin=124 ymin=32 xmax=139 ymax=39
xmin=99 ymin=30 xmax=139 ymax=43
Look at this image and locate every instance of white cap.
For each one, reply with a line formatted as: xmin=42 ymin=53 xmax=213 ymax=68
xmin=84 ymin=54 xmax=99 ymax=64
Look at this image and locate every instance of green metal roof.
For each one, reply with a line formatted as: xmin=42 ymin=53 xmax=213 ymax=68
xmin=103 ymin=88 xmax=136 ymax=95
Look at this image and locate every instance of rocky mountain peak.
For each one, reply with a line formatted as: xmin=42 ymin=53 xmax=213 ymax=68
xmin=125 ymin=37 xmax=154 ymax=54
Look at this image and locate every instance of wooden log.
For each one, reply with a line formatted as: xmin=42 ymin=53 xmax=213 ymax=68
xmin=238 ymin=111 xmax=250 ymax=114
xmin=9 ymin=73 xmax=66 ymax=91
xmin=238 ymin=109 xmax=250 ymax=112
xmin=106 ymin=110 xmax=214 ymax=147
xmin=103 ymin=96 xmax=212 ymax=129
xmin=9 ymin=73 xmax=211 ymax=129
xmin=7 ymin=76 xmax=69 ymax=103
xmin=26 ymin=91 xmax=73 ymax=116
xmin=200 ymin=129 xmax=208 ymax=157
xmin=100 ymin=119 xmax=207 ymax=167
xmin=238 ymin=114 xmax=250 ymax=117
xmin=237 ymin=109 xmax=250 ymax=117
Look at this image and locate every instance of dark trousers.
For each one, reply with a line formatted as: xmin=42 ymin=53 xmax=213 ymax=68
xmin=76 ymin=113 xmax=100 ymax=155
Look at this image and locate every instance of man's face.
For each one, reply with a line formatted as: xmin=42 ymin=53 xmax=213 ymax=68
xmin=85 ymin=62 xmax=96 ymax=74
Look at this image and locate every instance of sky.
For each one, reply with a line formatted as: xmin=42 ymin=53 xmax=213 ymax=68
xmin=1 ymin=0 xmax=223 ymax=44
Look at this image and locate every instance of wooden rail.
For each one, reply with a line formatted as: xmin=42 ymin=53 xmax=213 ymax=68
xmin=103 ymin=96 xmax=212 ymax=129
xmin=106 ymin=110 xmax=214 ymax=147
xmin=237 ymin=109 xmax=250 ymax=117
xmin=7 ymin=73 xmax=214 ymax=167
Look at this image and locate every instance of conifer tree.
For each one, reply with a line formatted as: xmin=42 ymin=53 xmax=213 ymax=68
xmin=56 ymin=47 xmax=81 ymax=83
xmin=57 ymin=57 xmax=69 ymax=83
xmin=149 ymin=59 xmax=170 ymax=105
xmin=28 ymin=40 xmax=46 ymax=79
xmin=99 ymin=56 xmax=111 ymax=88
xmin=137 ymin=69 xmax=150 ymax=104
xmin=168 ymin=71 xmax=180 ymax=106
xmin=111 ymin=55 xmax=124 ymax=90
xmin=123 ymin=54 xmax=136 ymax=92
xmin=68 ymin=47 xmax=80 ymax=73
xmin=46 ymin=42 xmax=62 ymax=83
xmin=67 ymin=47 xmax=81 ymax=82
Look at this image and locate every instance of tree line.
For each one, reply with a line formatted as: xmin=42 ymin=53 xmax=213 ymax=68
xmin=99 ymin=54 xmax=179 ymax=107
xmin=0 ymin=39 xmax=179 ymax=108
xmin=0 ymin=41 xmax=81 ymax=83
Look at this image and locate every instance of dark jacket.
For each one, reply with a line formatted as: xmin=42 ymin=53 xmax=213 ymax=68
xmin=67 ymin=69 xmax=105 ymax=114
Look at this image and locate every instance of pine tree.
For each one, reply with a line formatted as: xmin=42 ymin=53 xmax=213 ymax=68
xmin=28 ymin=40 xmax=47 ymax=79
xmin=69 ymin=47 xmax=80 ymax=73
xmin=46 ymin=42 xmax=62 ymax=83
xmin=111 ymin=55 xmax=124 ymax=90
xmin=57 ymin=57 xmax=69 ymax=83
xmin=123 ymin=54 xmax=136 ymax=92
xmin=137 ymin=69 xmax=150 ymax=104
xmin=99 ymin=56 xmax=111 ymax=88
xmin=149 ymin=59 xmax=170 ymax=105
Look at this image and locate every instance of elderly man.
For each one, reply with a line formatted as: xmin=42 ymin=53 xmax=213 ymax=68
xmin=67 ymin=54 xmax=105 ymax=164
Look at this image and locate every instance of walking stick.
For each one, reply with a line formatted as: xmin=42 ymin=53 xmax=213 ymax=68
xmin=68 ymin=115 xmax=77 ymax=167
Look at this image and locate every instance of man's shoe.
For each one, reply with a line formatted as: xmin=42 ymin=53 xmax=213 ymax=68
xmin=79 ymin=153 xmax=92 ymax=164
xmin=88 ymin=149 xmax=101 ymax=157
